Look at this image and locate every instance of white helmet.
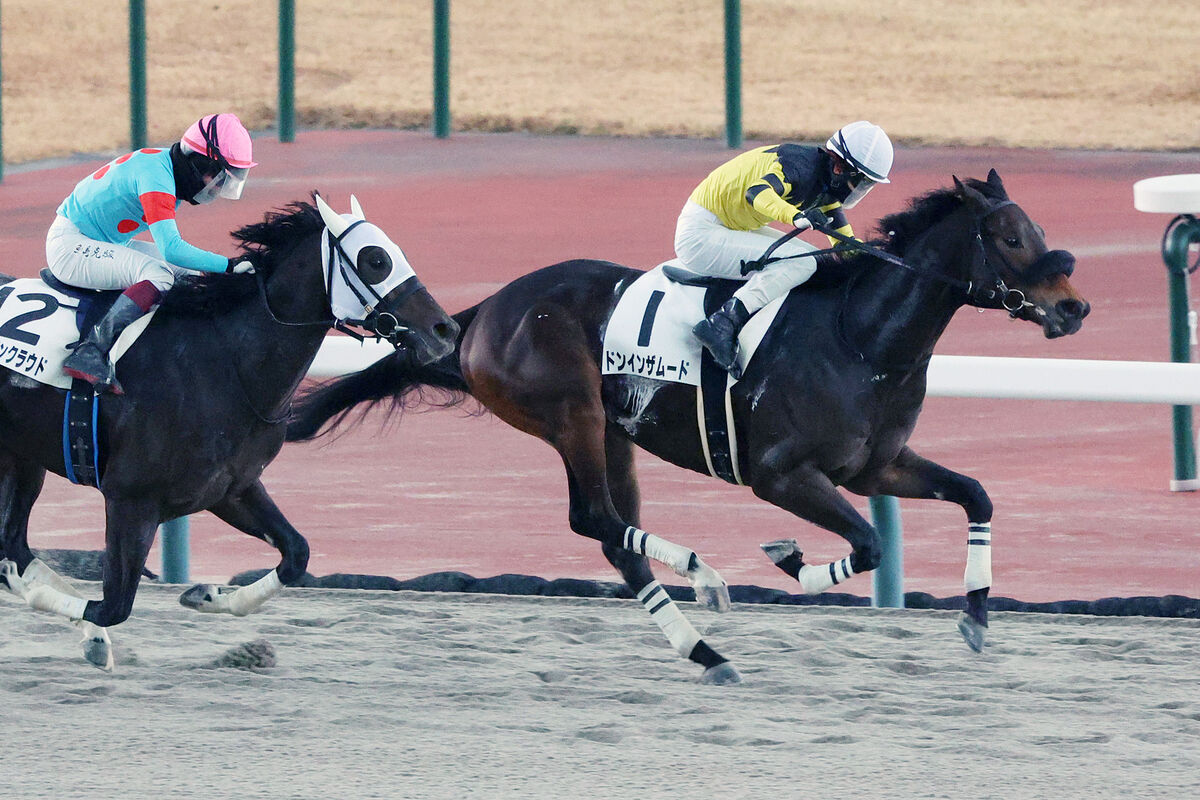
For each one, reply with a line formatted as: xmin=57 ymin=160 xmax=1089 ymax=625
xmin=826 ymin=121 xmax=893 ymax=184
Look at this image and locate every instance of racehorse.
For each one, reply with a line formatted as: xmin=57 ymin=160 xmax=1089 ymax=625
xmin=0 ymin=195 xmax=459 ymax=669
xmin=287 ymin=170 xmax=1089 ymax=684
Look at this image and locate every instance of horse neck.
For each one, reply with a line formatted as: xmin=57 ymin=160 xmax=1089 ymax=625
xmin=842 ymin=213 xmax=974 ymax=371
xmin=224 ymin=242 xmax=331 ymax=419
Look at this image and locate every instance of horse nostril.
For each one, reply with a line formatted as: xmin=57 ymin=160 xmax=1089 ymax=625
xmin=434 ymin=321 xmax=458 ymax=342
xmin=1058 ymin=299 xmax=1088 ymax=319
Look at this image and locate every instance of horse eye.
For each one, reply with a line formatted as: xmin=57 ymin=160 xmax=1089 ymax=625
xmin=356 ymin=245 xmax=393 ymax=285
xmin=1004 ymin=237 xmax=1021 ymax=248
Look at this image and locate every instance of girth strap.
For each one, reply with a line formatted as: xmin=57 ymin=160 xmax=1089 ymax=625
xmin=62 ymin=380 xmax=100 ymax=487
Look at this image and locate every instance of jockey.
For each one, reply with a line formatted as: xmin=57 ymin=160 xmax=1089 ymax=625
xmin=47 ymin=113 xmax=258 ymax=394
xmin=682 ymin=120 xmax=893 ymax=378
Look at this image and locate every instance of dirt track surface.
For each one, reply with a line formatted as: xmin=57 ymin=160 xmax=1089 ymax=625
xmin=2 ymin=131 xmax=1199 ymax=603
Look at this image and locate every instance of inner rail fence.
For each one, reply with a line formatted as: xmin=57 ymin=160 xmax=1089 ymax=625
xmin=156 ymin=341 xmax=1200 ymax=607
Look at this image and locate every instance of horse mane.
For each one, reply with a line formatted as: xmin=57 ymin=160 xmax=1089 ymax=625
xmin=809 ymin=176 xmax=1005 ymax=278
xmin=159 ymin=196 xmax=324 ymax=316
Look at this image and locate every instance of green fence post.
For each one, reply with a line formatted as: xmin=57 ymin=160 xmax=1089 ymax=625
xmin=869 ymin=495 xmax=904 ymax=608
xmin=723 ymin=0 xmax=742 ymax=149
xmin=433 ymin=0 xmax=451 ymax=138
xmin=129 ymin=0 xmax=147 ymax=149
xmin=1163 ymin=214 xmax=1200 ymax=490
xmin=159 ymin=517 xmax=190 ymax=584
xmin=278 ymin=0 xmax=295 ymax=142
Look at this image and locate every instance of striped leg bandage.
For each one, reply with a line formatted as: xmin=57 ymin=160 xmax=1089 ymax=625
xmin=637 ymin=581 xmax=702 ymax=657
xmin=964 ymin=522 xmax=992 ymax=592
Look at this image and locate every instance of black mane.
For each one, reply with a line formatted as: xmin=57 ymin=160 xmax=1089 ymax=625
xmin=159 ymin=197 xmax=324 ymax=316
xmin=810 ymin=176 xmax=1005 ymax=278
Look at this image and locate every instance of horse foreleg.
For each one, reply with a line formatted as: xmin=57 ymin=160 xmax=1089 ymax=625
xmin=853 ymin=446 xmax=994 ymax=652
xmin=21 ymin=559 xmax=114 ymax=670
xmin=179 ymin=481 xmax=307 ymax=617
xmin=602 ymin=430 xmax=740 ymax=685
xmin=557 ymin=419 xmax=730 ymax=612
xmin=753 ymin=464 xmax=881 ymax=593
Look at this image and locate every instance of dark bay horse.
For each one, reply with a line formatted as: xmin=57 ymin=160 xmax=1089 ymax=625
xmin=0 ymin=195 xmax=458 ymax=669
xmin=288 ymin=171 xmax=1089 ymax=684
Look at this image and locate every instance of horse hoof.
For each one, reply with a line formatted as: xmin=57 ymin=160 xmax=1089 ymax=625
xmin=689 ymin=559 xmax=731 ymax=612
xmin=759 ymin=538 xmax=800 ymax=563
xmin=956 ymin=611 xmax=987 ymax=653
xmin=74 ymin=620 xmax=114 ymax=671
xmin=179 ymin=583 xmax=232 ymax=614
xmin=700 ymin=662 xmax=743 ymax=685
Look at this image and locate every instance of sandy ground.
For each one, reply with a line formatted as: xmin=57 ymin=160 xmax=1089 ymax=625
xmin=1 ymin=0 xmax=1197 ymax=164
xmin=2 ymin=583 xmax=1198 ymax=799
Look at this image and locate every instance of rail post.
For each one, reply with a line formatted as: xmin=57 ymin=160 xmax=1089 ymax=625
xmin=433 ymin=0 xmax=451 ymax=138
xmin=1133 ymin=175 xmax=1200 ymax=491
xmin=129 ymin=0 xmax=147 ymax=149
xmin=278 ymin=0 xmax=295 ymax=142
xmin=159 ymin=518 xmax=190 ymax=583
xmin=723 ymin=0 xmax=742 ymax=149
xmin=869 ymin=495 xmax=904 ymax=608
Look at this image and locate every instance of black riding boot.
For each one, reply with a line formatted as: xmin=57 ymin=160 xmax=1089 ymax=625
xmin=63 ymin=295 xmax=148 ymax=395
xmin=692 ymin=297 xmax=752 ymax=379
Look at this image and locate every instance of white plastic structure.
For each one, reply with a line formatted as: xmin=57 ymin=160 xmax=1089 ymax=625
xmin=1133 ymin=173 xmax=1200 ymax=214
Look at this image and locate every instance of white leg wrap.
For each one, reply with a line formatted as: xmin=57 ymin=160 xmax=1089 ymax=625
xmin=796 ymin=556 xmax=855 ymax=595
xmin=26 ymin=585 xmax=89 ymax=620
xmin=226 ymin=570 xmax=283 ymax=617
xmin=624 ymin=526 xmax=693 ymax=576
xmin=637 ymin=581 xmax=702 ymax=657
xmin=964 ymin=522 xmax=992 ymax=592
xmin=23 ymin=558 xmax=83 ymax=598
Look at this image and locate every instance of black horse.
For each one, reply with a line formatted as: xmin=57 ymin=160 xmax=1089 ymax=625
xmin=288 ymin=171 xmax=1089 ymax=684
xmin=0 ymin=194 xmax=458 ymax=669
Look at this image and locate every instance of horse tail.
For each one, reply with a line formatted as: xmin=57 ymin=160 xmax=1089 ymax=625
xmin=286 ymin=304 xmax=480 ymax=442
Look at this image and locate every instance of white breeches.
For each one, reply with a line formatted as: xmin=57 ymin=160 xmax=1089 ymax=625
xmin=46 ymin=215 xmax=184 ymax=293
xmin=674 ymin=201 xmax=820 ymax=314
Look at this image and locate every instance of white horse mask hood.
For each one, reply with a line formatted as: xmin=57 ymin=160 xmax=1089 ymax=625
xmin=315 ymin=194 xmax=418 ymax=327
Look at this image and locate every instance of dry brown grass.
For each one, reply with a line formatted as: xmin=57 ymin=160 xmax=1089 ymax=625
xmin=2 ymin=0 xmax=1196 ymax=164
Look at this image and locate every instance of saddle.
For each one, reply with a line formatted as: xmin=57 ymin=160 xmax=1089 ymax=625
xmin=38 ymin=269 xmax=123 ymax=337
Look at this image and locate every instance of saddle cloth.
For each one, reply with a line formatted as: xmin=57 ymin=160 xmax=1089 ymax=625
xmin=601 ymin=261 xmax=787 ymax=387
xmin=0 ymin=273 xmax=156 ymax=389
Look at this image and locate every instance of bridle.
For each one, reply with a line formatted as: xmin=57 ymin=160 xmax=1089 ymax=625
xmin=753 ymin=198 xmax=1065 ymax=318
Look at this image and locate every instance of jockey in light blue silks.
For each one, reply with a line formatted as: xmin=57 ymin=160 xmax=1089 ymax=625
xmin=47 ymin=113 xmax=258 ymax=394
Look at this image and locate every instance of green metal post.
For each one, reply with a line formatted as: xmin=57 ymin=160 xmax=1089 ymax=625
xmin=278 ymin=0 xmax=295 ymax=142
xmin=1163 ymin=215 xmax=1200 ymax=490
xmin=0 ymin=2 xmax=5 ymax=184
xmin=869 ymin=495 xmax=904 ymax=608
xmin=160 ymin=517 xmax=190 ymax=584
xmin=723 ymin=0 xmax=742 ymax=149
xmin=432 ymin=0 xmax=451 ymax=138
xmin=129 ymin=0 xmax=147 ymax=149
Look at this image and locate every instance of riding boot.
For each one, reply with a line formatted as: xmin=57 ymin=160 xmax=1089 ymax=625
xmin=692 ymin=297 xmax=752 ymax=379
xmin=63 ymin=295 xmax=148 ymax=395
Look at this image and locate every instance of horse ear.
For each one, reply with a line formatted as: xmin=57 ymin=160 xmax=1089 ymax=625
xmin=954 ymin=175 xmax=989 ymax=213
xmin=349 ymin=194 xmax=365 ymax=220
xmin=315 ymin=193 xmax=350 ymax=238
xmin=986 ymin=168 xmax=1007 ymax=196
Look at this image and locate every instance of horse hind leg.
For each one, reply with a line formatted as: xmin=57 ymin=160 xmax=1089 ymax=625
xmin=602 ymin=428 xmax=740 ymax=685
xmin=553 ymin=410 xmax=730 ymax=612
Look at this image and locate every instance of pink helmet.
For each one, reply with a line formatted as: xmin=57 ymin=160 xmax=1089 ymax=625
xmin=180 ymin=113 xmax=257 ymax=169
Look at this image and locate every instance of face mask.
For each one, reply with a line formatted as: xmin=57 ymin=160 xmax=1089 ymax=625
xmin=840 ymin=173 xmax=877 ymax=209
xmin=192 ymin=167 xmax=249 ymax=204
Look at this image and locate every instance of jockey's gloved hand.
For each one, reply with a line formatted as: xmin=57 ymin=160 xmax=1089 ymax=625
xmin=226 ymin=258 xmax=255 ymax=275
xmin=797 ymin=207 xmax=832 ymax=230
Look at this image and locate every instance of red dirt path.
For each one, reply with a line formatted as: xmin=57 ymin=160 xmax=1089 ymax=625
xmin=3 ymin=132 xmax=1198 ymax=603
